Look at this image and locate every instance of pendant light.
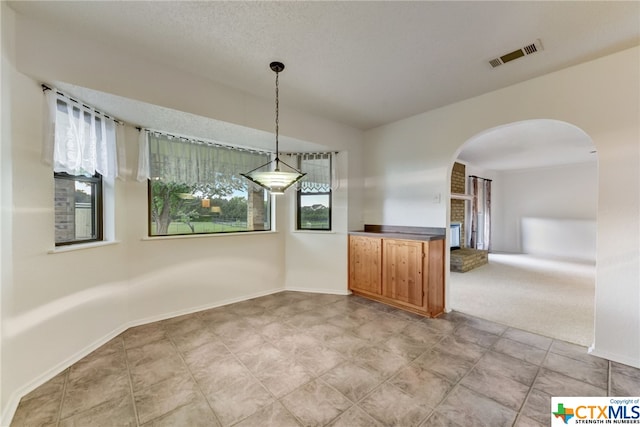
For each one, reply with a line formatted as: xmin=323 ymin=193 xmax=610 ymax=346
xmin=241 ymin=61 xmax=306 ymax=194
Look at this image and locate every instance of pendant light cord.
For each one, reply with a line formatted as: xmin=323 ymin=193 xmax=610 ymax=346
xmin=274 ymin=70 xmax=280 ymax=168
xmin=240 ymin=61 xmax=306 ymax=192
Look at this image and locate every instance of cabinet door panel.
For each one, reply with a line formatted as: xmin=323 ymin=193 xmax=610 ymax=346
xmin=383 ymin=239 xmax=424 ymax=308
xmin=425 ymin=239 xmax=445 ymax=316
xmin=349 ymin=235 xmax=382 ymax=295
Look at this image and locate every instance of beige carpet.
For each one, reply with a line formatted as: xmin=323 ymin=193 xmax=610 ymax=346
xmin=449 ymin=253 xmax=595 ymax=346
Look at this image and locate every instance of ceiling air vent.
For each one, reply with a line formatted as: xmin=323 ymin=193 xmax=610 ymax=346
xmin=489 ymin=39 xmax=543 ymax=68
xmin=489 ymin=58 xmax=502 ymax=68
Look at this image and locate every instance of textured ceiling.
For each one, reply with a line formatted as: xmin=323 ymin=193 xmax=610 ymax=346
xmin=9 ymin=1 xmax=639 ymax=130
xmin=8 ymin=1 xmax=639 ymax=168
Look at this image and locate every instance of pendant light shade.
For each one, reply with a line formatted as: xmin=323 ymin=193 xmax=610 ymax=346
xmin=241 ymin=168 xmax=304 ymax=194
xmin=241 ymin=62 xmax=306 ymax=194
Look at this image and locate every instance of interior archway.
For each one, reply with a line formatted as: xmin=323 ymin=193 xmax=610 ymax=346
xmin=448 ymin=119 xmax=597 ymax=346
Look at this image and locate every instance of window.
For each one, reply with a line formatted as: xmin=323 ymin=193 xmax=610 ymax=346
xmin=45 ymin=88 xmax=119 ymax=247
xmin=54 ymin=172 xmax=103 ymax=245
xmin=142 ymin=132 xmax=272 ymax=236
xmin=296 ymin=153 xmax=333 ymax=231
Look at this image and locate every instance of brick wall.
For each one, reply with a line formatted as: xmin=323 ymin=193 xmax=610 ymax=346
xmin=450 ymin=162 xmax=466 ymax=248
xmin=450 ymin=248 xmax=489 ymax=272
xmin=54 ymin=179 xmax=75 ymax=243
xmin=247 ymin=188 xmax=266 ymax=230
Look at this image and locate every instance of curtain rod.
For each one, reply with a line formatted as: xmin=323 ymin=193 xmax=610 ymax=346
xmin=42 ymin=83 xmax=125 ymax=125
xmin=141 ymin=128 xmax=338 ymax=157
xmin=140 ymin=127 xmax=273 ymax=156
xmin=283 ymin=151 xmax=339 ymax=156
xmin=469 ymin=175 xmax=493 ymax=182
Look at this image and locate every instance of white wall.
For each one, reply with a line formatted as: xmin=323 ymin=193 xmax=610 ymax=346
xmin=284 ymin=152 xmax=351 ymax=294
xmin=491 ymin=162 xmax=598 ymax=260
xmin=0 ymin=3 xmax=16 ymax=411
xmin=520 ymin=217 xmax=596 ymax=262
xmin=1 ymin=6 xmax=364 ymax=423
xmin=365 ymin=47 xmax=640 ymax=368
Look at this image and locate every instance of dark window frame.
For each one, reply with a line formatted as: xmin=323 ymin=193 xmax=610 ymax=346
xmin=296 ymin=154 xmax=333 ymax=231
xmin=54 ymin=172 xmax=103 ymax=246
xmin=296 ymin=190 xmax=332 ymax=231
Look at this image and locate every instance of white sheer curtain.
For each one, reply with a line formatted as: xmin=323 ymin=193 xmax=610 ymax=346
xmin=136 ymin=129 xmax=150 ymax=182
xmin=286 ymin=152 xmax=337 ymax=192
xmin=43 ymin=89 xmax=120 ymax=179
xmin=136 ymin=130 xmax=271 ymax=186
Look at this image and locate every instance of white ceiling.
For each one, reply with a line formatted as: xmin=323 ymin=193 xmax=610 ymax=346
xmin=8 ymin=1 xmax=639 ymax=168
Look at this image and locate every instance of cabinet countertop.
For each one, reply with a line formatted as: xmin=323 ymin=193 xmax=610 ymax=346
xmin=348 ymin=231 xmax=445 ymax=242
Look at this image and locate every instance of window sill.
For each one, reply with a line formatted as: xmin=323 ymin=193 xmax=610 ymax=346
xmin=48 ymin=240 xmax=120 ymax=254
xmin=292 ymin=230 xmax=336 ymax=234
xmin=141 ymin=230 xmax=278 ymax=241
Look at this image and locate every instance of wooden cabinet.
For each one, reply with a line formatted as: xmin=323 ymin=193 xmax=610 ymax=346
xmin=383 ymin=239 xmax=424 ymax=309
xmin=348 ymin=234 xmax=444 ymax=317
xmin=349 ymin=235 xmax=382 ymax=296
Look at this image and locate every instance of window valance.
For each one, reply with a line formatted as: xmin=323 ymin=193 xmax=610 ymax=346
xmin=285 ymin=152 xmax=337 ymax=192
xmin=43 ymin=89 xmax=122 ymax=179
xmin=137 ymin=130 xmax=271 ymax=187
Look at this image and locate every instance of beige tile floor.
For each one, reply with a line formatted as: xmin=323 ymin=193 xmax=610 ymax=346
xmin=10 ymin=291 xmax=640 ymax=426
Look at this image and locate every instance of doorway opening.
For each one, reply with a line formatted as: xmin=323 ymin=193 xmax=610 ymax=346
xmin=448 ymin=119 xmax=597 ymax=346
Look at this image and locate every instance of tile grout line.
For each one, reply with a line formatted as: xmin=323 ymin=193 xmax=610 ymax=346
xmin=121 ymin=336 xmax=141 ymax=427
xmin=461 ymin=317 xmax=592 ymax=426
xmin=267 ymin=298 xmax=360 ymax=427
xmin=203 ymin=307 xmax=292 ymax=424
xmin=311 ymin=377 xmax=358 ymax=427
xmin=260 ymin=302 xmax=324 ymax=426
xmin=332 ymin=354 xmax=407 ymax=426
xmin=511 ymin=338 xmax=555 ymax=427
xmin=164 ymin=329 xmax=225 ymax=427
xmin=342 ymin=316 xmax=471 ymax=426
xmin=416 ymin=316 xmax=538 ymax=425
xmin=54 ymin=368 xmax=70 ymax=427
xmin=420 ymin=316 xmax=503 ymax=425
xmin=284 ymin=303 xmax=377 ymax=424
xmin=482 ymin=321 xmax=522 ymax=426
xmin=225 ymin=324 xmax=306 ymax=427
xmin=607 ymin=360 xmax=612 ymax=396
xmin=210 ymin=299 xmax=329 ymax=426
xmin=272 ymin=297 xmax=424 ymax=426
xmin=402 ymin=319 xmax=455 ymax=426
xmin=393 ymin=313 xmax=488 ymax=424
xmin=194 ymin=312 xmax=250 ymax=425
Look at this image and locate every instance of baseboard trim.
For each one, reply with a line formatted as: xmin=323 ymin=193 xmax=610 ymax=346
xmin=1 ymin=287 xmax=286 ymax=426
xmin=589 ymin=346 xmax=640 ymax=369
xmin=127 ymin=287 xmax=286 ymax=328
xmin=285 ymin=286 xmax=350 ymax=296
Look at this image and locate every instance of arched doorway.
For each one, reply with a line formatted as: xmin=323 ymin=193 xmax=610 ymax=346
xmin=448 ymin=119 xmax=597 ymax=346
